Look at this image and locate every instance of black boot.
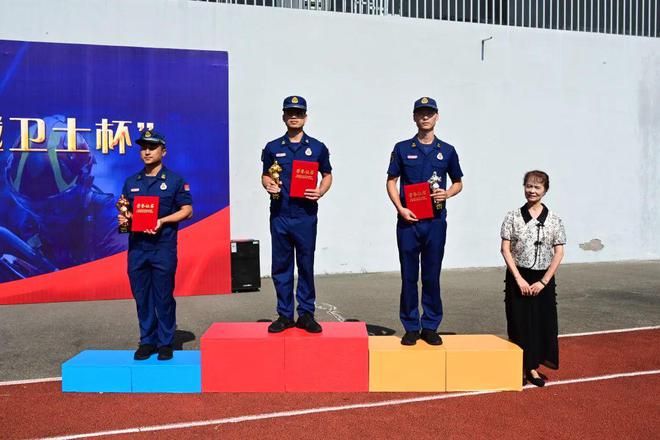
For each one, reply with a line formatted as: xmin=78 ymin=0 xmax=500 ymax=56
xmin=296 ymin=313 xmax=322 ymax=333
xmin=420 ymin=329 xmax=443 ymax=346
xmin=157 ymin=345 xmax=173 ymax=361
xmin=401 ymin=331 xmax=420 ymax=346
xmin=268 ymin=315 xmax=296 ymax=333
xmin=134 ymin=344 xmax=157 ymax=360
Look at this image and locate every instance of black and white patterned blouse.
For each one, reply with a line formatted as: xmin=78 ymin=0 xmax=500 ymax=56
xmin=500 ymin=205 xmax=566 ymax=270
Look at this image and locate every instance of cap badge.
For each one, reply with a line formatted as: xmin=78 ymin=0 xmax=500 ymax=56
xmin=291 ymin=96 xmax=299 ymax=104
xmin=144 ymin=130 xmax=152 ymax=137
xmin=421 ymin=97 xmax=429 ymax=104
xmin=160 ymin=182 xmax=167 ymax=191
xmin=305 ymin=147 xmax=312 ymax=156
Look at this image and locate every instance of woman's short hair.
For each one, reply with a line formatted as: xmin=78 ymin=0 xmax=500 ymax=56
xmin=523 ymin=170 xmax=550 ymax=191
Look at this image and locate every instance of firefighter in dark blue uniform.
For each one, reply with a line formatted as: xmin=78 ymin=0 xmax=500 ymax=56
xmin=261 ymin=96 xmax=333 ymax=333
xmin=118 ymin=130 xmax=193 ymax=360
xmin=386 ymin=97 xmax=464 ymax=346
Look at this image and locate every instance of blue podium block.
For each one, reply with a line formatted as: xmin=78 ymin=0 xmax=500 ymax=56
xmin=62 ymin=350 xmax=201 ymax=393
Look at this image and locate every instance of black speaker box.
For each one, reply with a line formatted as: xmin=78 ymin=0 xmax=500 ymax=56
xmin=231 ymin=239 xmax=261 ymax=293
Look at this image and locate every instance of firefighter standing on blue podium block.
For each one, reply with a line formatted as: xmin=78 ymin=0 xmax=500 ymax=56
xmin=118 ymin=130 xmax=193 ymax=361
xmin=386 ymin=97 xmax=464 ymax=346
xmin=261 ymin=96 xmax=333 ymax=334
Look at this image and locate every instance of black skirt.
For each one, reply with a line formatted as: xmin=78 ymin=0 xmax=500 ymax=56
xmin=505 ymin=267 xmax=559 ymax=371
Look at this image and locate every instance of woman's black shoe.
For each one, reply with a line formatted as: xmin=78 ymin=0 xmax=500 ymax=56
xmin=526 ymin=371 xmax=545 ymax=387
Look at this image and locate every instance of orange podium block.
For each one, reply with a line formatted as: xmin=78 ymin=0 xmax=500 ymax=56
xmin=443 ymin=335 xmax=522 ymax=391
xmin=285 ymin=322 xmax=369 ymax=392
xmin=201 ymin=322 xmax=285 ymax=392
xmin=368 ymin=336 xmax=446 ymax=392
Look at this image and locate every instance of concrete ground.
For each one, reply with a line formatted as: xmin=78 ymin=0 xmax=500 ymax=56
xmin=0 ymin=260 xmax=658 ymax=382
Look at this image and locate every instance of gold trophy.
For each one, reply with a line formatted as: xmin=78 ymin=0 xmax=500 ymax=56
xmin=268 ymin=160 xmax=283 ymax=200
xmin=428 ymin=171 xmax=444 ymax=211
xmin=116 ymin=194 xmax=130 ymax=234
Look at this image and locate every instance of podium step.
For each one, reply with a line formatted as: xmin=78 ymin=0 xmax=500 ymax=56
xmin=201 ymin=322 xmax=368 ymax=392
xmin=201 ymin=322 xmax=286 ymax=392
xmin=443 ymin=335 xmax=522 ymax=391
xmin=62 ymin=332 xmax=521 ymax=394
xmin=285 ymin=322 xmax=368 ymax=392
xmin=62 ymin=350 xmax=201 ymax=393
xmin=368 ymin=336 xmax=446 ymax=392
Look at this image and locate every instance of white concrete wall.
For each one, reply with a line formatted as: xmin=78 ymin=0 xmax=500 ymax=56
xmin=2 ymin=0 xmax=659 ymax=276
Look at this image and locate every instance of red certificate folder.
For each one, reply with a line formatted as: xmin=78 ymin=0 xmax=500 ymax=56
xmin=289 ymin=160 xmax=319 ymax=198
xmin=131 ymin=196 xmax=160 ymax=232
xmin=403 ymin=183 xmax=434 ymax=220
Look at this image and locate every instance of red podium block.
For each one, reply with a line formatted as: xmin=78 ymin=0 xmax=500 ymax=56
xmin=201 ymin=322 xmax=285 ymax=392
xmin=285 ymin=322 xmax=368 ymax=392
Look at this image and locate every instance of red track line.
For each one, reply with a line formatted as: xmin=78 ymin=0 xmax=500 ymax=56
xmin=33 ymin=370 xmax=660 ymax=440
xmin=0 ymin=328 xmax=658 ymax=439
xmin=136 ymin=373 xmax=660 ymax=440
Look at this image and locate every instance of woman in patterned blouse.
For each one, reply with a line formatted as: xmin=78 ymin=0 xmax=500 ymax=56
xmin=500 ymin=170 xmax=566 ymax=387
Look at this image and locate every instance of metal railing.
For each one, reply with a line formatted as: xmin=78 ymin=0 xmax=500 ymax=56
xmin=193 ymin=0 xmax=660 ymax=37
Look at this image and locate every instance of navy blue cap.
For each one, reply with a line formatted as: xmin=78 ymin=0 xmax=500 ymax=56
xmin=283 ymin=95 xmax=307 ymax=111
xmin=136 ymin=130 xmax=166 ymax=147
xmin=413 ymin=97 xmax=438 ymax=111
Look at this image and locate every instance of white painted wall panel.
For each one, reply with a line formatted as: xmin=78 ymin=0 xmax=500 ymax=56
xmin=1 ymin=0 xmax=658 ymax=275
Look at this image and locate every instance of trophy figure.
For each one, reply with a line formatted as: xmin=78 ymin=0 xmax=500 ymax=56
xmin=116 ymin=194 xmax=131 ymax=234
xmin=268 ymin=160 xmax=283 ymax=200
xmin=428 ymin=171 xmax=444 ymax=211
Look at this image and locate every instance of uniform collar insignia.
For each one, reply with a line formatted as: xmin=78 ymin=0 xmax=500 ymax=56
xmin=411 ymin=142 xmax=416 ymax=148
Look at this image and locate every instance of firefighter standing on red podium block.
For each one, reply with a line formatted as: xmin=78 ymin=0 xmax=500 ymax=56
xmin=260 ymin=96 xmax=333 ymax=334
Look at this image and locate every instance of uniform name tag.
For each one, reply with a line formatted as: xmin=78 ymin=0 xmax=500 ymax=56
xmin=130 ymin=188 xmax=140 ymax=192
xmin=407 ymin=155 xmax=418 ymax=159
xmin=276 ymin=153 xmax=286 ymax=157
